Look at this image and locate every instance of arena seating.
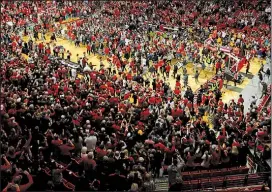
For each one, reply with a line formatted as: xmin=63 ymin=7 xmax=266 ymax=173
xmin=180 ymin=172 xmax=270 ymax=191
xmin=1 ymin=1 xmax=270 ymax=191
xmin=182 ymin=185 xmax=266 ymax=192
xmin=182 ymin=166 xmax=249 ymax=180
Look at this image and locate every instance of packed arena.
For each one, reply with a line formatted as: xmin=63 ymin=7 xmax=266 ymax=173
xmin=0 ymin=0 xmax=271 ymax=191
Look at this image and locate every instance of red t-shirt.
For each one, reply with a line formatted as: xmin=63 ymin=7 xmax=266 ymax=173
xmin=238 ymin=97 xmax=244 ymax=104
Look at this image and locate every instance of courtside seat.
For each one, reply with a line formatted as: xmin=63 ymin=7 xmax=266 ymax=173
xmin=247 ymin=174 xmax=262 ymax=185
xmin=180 ymin=173 xmax=268 ymax=190
xmin=42 ymin=167 xmax=51 ymax=176
xmin=190 ymin=171 xmax=202 ymax=179
xmin=211 ymin=169 xmax=225 ymax=177
xmin=55 ymin=160 xmax=68 ymax=168
xmin=62 ymin=178 xmax=75 ymax=191
xmin=228 ymin=167 xmax=241 ymax=175
xmin=200 ymin=169 xmax=211 ymax=178
xmin=239 ymin=166 xmax=249 ymax=174
xmin=226 ymin=175 xmax=245 ymax=187
xmin=210 ymin=177 xmax=225 ymax=188
xmin=63 ymin=169 xmax=80 ymax=184
xmin=182 ymin=167 xmax=247 ymax=181
xmin=181 ymin=180 xmax=200 ymax=190
xmin=216 ymin=185 xmax=265 ymax=192
xmin=182 ymin=171 xmax=191 ymax=180
xmin=215 ymin=168 xmax=228 ymax=177
xmin=200 ymin=178 xmax=213 ymax=189
xmin=181 ymin=181 xmax=192 ymax=190
xmin=190 ymin=179 xmax=201 ymax=190
xmin=64 ymin=182 xmax=75 ymax=191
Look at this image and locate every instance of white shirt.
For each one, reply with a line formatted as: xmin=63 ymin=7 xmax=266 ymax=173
xmin=122 ymin=79 xmax=127 ymax=87
xmin=143 ymin=65 xmax=148 ymax=73
xmin=228 ymin=7 xmax=231 ymax=12
xmin=125 ymin=38 xmax=130 ymax=45
xmin=83 ymin=65 xmax=91 ymax=72
xmin=85 ymin=135 xmax=97 ymax=151
xmin=201 ymin=154 xmax=211 ymax=168
xmin=52 ymin=77 xmax=57 ymax=84
xmin=265 ymin=7 xmax=271 ymax=13
xmin=222 ymin=31 xmax=226 ymax=38
xmin=61 ymin=29 xmax=65 ymax=35
xmin=141 ymin=58 xmax=146 ymax=66
xmin=71 ymin=68 xmax=77 ymax=78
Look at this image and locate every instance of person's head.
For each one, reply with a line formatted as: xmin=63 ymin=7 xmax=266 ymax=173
xmin=87 ymin=152 xmax=94 ymax=159
xmin=173 ymin=159 xmax=178 ymax=166
xmin=81 ymin=147 xmax=87 ymax=154
xmin=7 ymin=146 xmax=15 ymax=155
xmin=130 ymin=183 xmax=138 ymax=192
xmin=114 ymin=151 xmax=120 ymax=159
xmin=6 ymin=184 xmax=19 ymax=192
xmin=145 ymin=173 xmax=151 ymax=182
xmin=13 ymin=175 xmax=22 ymax=185
xmin=46 ymin=181 xmax=54 ymax=190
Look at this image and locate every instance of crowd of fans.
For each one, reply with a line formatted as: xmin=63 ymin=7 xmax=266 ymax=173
xmin=0 ymin=0 xmax=271 ymax=191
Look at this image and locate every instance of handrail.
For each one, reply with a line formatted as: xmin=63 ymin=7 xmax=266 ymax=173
xmin=257 ymin=84 xmax=271 ymax=112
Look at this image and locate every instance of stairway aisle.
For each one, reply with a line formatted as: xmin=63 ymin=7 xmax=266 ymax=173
xmin=154 ymin=177 xmax=169 ymax=191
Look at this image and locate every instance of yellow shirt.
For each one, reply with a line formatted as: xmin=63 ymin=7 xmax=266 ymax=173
xmin=230 ymin=41 xmax=234 ymax=47
xmin=129 ymin=96 xmax=134 ymax=103
xmin=217 ymin=38 xmax=222 ymax=45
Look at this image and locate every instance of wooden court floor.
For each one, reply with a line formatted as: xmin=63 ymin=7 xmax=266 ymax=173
xmin=22 ymin=23 xmax=263 ymax=105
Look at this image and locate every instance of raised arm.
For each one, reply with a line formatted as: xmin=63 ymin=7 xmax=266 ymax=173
xmin=0 ymin=156 xmax=11 ymax=171
xmin=19 ymin=171 xmax=34 ymax=192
